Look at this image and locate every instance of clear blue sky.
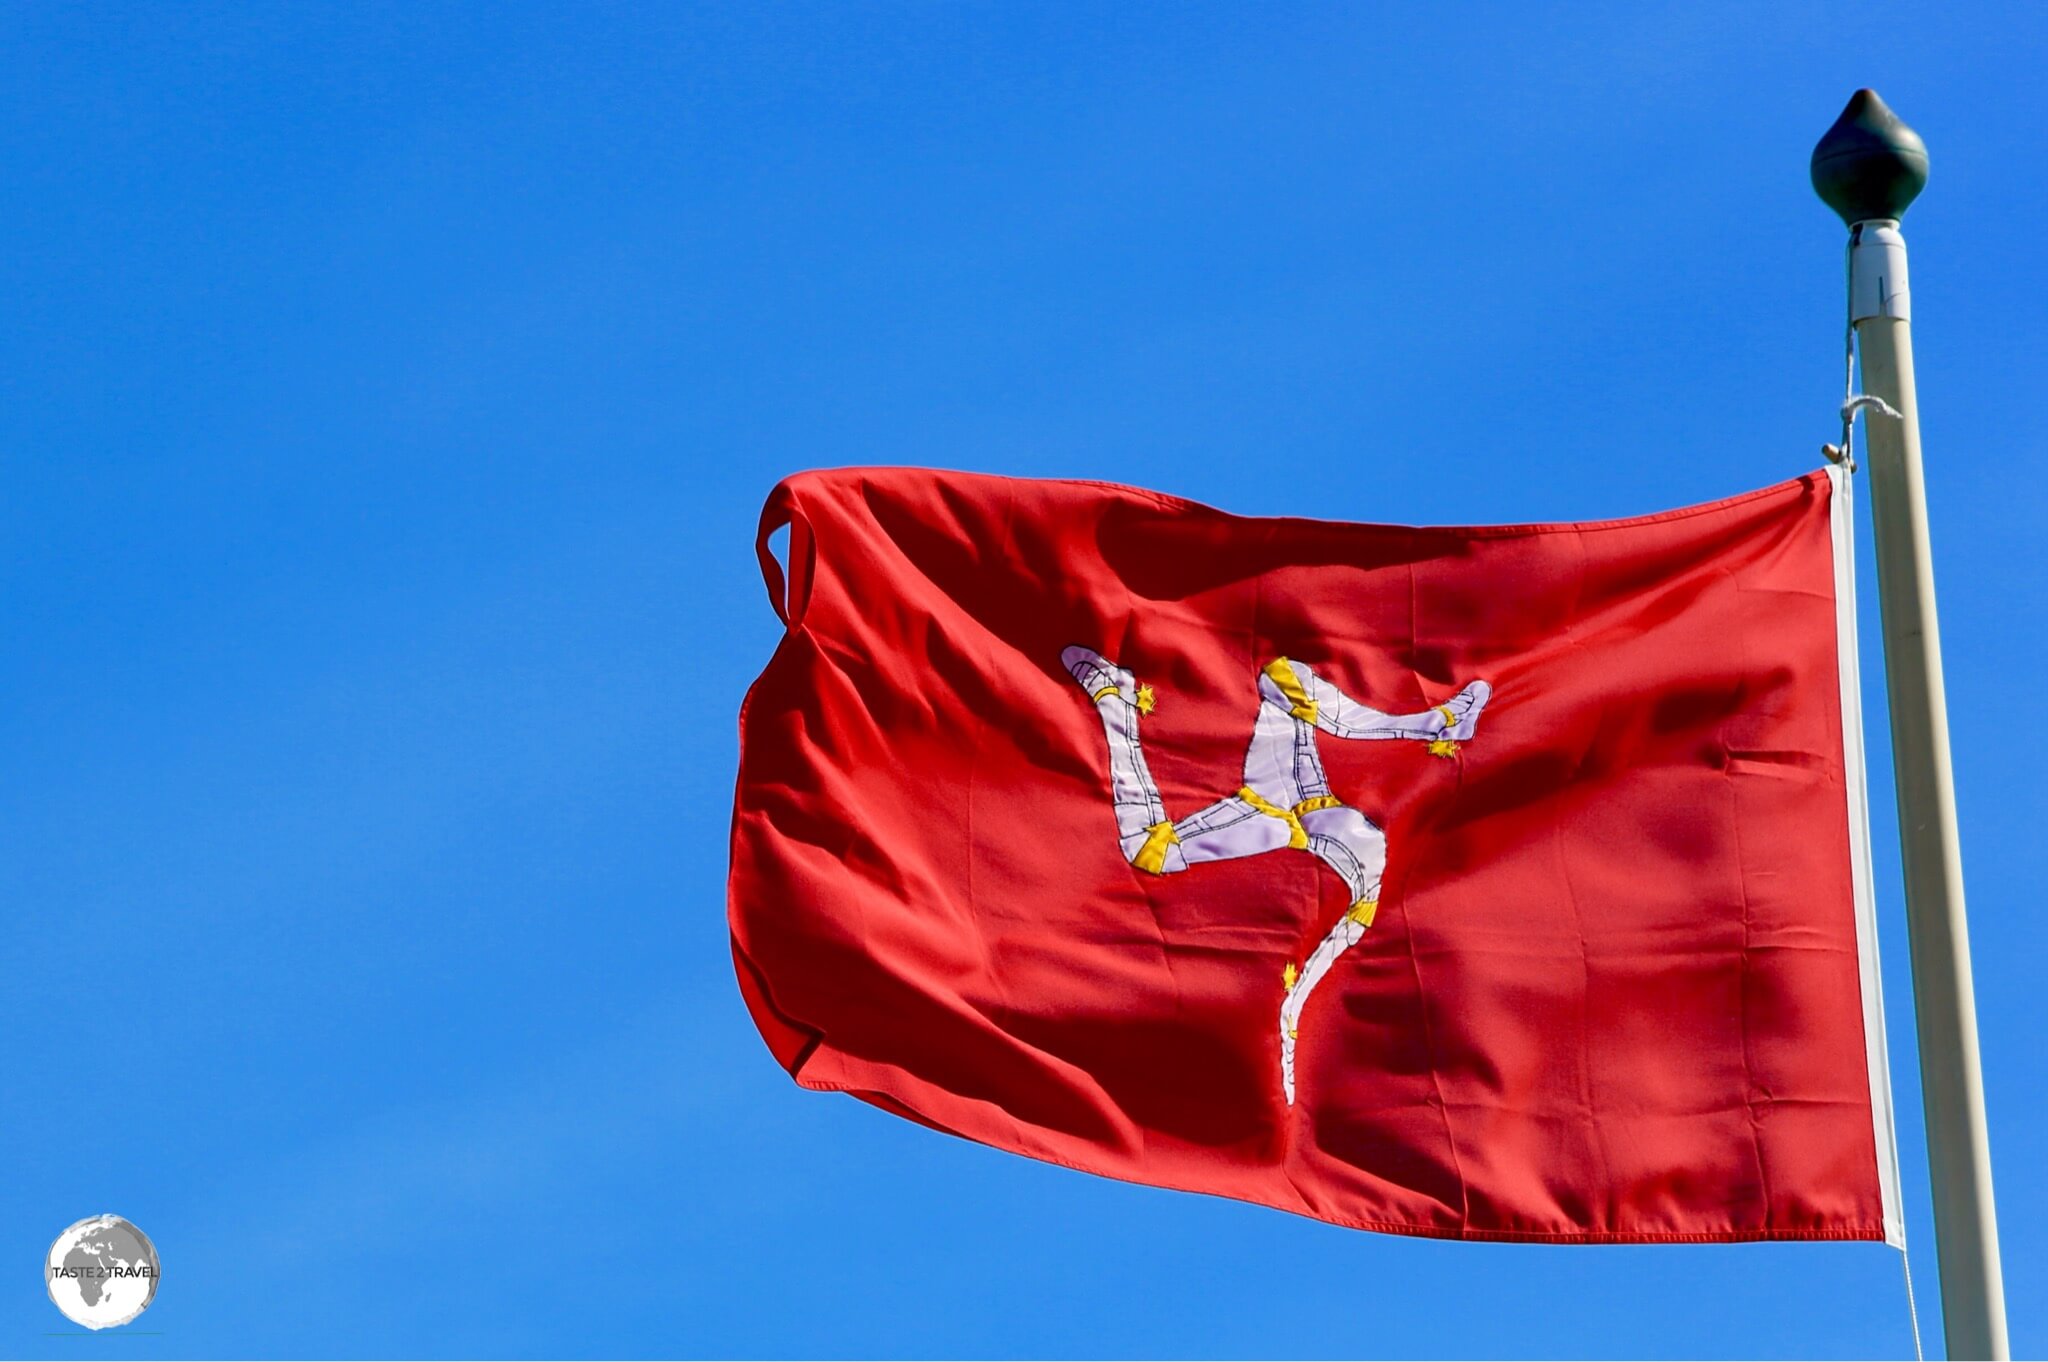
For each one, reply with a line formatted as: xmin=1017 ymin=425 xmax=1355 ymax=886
xmin=4 ymin=4 xmax=2041 ymax=1357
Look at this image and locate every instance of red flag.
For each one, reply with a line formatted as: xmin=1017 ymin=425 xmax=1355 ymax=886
xmin=729 ymin=465 xmax=1901 ymax=1244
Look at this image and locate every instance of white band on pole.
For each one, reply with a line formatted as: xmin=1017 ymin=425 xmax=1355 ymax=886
xmin=1850 ymin=220 xmax=1911 ymax=322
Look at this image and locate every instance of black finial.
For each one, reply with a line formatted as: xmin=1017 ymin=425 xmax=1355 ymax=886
xmin=1811 ymin=89 xmax=1928 ymax=225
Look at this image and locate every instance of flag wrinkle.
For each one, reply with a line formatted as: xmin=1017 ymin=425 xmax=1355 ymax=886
xmin=1724 ymin=677 xmax=1781 ymax=1231
xmin=1547 ymin=803 xmax=1618 ymax=1231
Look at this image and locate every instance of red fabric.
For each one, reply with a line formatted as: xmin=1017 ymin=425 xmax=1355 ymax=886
xmin=728 ymin=466 xmax=1887 ymax=1243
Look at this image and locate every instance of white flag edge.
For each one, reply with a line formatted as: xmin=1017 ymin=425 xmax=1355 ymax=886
xmin=1828 ymin=462 xmax=1908 ymax=1249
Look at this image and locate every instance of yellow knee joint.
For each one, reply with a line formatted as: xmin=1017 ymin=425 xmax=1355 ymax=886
xmin=1263 ymin=657 xmax=1319 ymax=724
xmin=1132 ymin=820 xmax=1179 ymax=874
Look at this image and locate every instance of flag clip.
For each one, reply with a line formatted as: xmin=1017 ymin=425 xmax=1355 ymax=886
xmin=1824 ymin=395 xmax=1903 ymax=472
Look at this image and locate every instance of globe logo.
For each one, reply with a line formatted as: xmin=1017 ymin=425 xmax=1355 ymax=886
xmin=46 ymin=1216 xmax=159 ymax=1330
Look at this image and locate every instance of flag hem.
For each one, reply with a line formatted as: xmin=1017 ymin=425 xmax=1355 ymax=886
xmin=1828 ymin=463 xmax=1909 ymax=1250
xmin=799 ymin=1077 xmax=1891 ymax=1245
xmin=773 ymin=464 xmax=1831 ymax=541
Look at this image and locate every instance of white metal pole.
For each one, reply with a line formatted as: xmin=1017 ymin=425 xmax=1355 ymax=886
xmin=1813 ymin=89 xmax=2007 ymax=1361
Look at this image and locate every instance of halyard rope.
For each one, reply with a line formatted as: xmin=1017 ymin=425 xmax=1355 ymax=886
xmin=1902 ymin=1244 xmax=1925 ymax=1362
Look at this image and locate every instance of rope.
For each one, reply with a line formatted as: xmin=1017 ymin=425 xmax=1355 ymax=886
xmin=1835 ymin=234 xmax=1860 ymax=469
xmin=1901 ymin=1246 xmax=1925 ymax=1362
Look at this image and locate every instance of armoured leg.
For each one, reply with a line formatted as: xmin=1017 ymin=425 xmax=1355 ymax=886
xmin=1279 ymin=804 xmax=1388 ymax=1104
xmin=1239 ymin=701 xmax=1327 ymax=807
xmin=1173 ymin=794 xmax=1298 ymax=866
xmin=1440 ymin=678 xmax=1491 ymax=740
xmin=1300 ymin=805 xmax=1386 ymax=906
xmin=1063 ymin=645 xmax=1168 ymax=847
xmin=1064 ymin=646 xmax=1307 ymax=876
xmin=1418 ymin=678 xmax=1493 ymax=755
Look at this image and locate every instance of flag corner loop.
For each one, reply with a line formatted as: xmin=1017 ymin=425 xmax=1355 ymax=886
xmin=754 ymin=482 xmax=816 ymax=630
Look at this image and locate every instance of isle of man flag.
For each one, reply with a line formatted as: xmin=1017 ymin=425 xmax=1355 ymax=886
xmin=728 ymin=464 xmax=1902 ymax=1245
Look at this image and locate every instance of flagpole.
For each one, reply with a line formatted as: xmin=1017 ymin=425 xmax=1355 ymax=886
xmin=1811 ymin=90 xmax=2007 ymax=1360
